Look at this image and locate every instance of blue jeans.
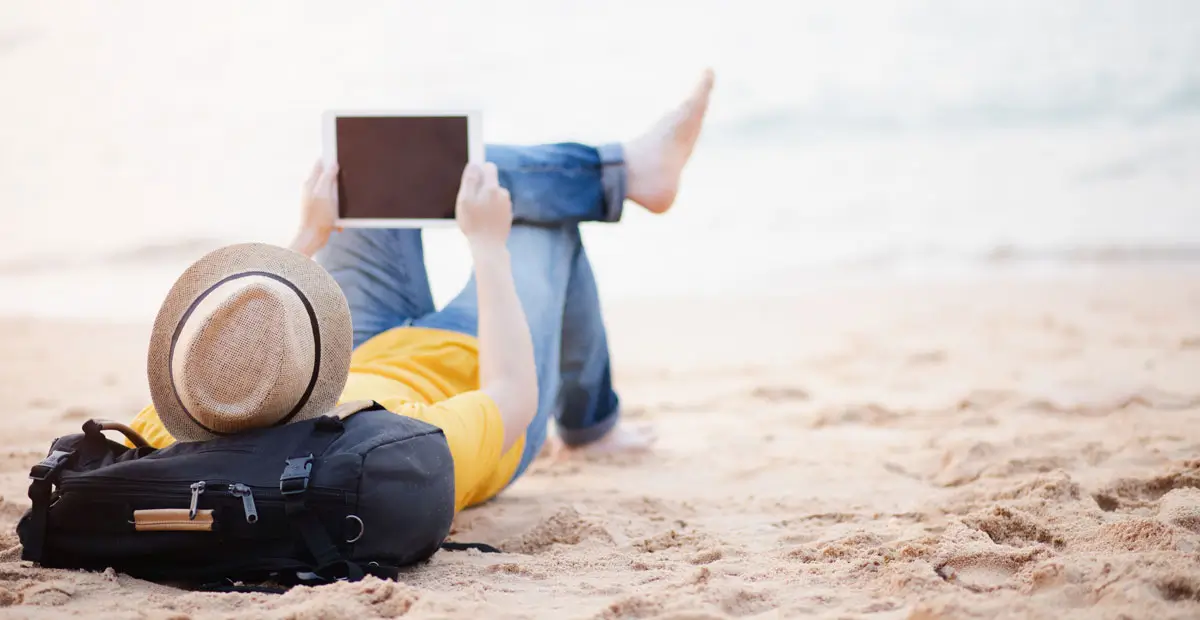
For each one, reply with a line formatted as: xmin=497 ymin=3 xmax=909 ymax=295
xmin=316 ymin=143 xmax=624 ymax=483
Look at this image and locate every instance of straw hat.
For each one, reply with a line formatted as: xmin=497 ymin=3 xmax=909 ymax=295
xmin=147 ymin=243 xmax=353 ymax=442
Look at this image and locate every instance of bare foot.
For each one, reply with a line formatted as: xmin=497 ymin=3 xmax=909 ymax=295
xmin=573 ymin=422 xmax=657 ymax=455
xmin=624 ymin=69 xmax=715 ymax=214
xmin=545 ymin=422 xmax=657 ymax=463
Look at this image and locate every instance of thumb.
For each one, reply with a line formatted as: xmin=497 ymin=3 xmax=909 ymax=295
xmin=458 ymin=163 xmax=482 ymax=201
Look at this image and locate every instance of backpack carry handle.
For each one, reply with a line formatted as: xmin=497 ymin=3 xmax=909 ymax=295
xmin=83 ymin=419 xmax=151 ymax=449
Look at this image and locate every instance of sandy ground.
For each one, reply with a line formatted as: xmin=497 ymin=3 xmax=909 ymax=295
xmin=1 ymin=268 xmax=1200 ymax=619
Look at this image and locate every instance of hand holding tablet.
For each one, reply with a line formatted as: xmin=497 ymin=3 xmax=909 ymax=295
xmin=322 ymin=110 xmax=483 ymax=228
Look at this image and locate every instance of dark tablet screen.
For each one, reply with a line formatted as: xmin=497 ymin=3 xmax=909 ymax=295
xmin=335 ymin=116 xmax=469 ymax=220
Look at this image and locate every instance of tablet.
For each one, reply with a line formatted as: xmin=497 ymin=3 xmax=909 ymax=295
xmin=323 ymin=110 xmax=483 ymax=228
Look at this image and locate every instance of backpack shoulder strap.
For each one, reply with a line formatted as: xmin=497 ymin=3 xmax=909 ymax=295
xmin=279 ymin=418 xmax=364 ymax=582
xmin=21 ymin=449 xmax=76 ymax=563
xmin=440 ymin=541 xmax=502 ymax=553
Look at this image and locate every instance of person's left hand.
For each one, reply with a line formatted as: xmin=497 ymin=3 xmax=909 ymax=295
xmin=302 ymin=159 xmax=340 ymax=236
xmin=290 ymin=160 xmax=341 ymax=257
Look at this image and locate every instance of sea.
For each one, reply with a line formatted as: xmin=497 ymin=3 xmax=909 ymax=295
xmin=2 ymin=0 xmax=1198 ymax=320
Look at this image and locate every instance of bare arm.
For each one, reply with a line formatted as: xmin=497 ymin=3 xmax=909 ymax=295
xmin=289 ymin=158 xmax=537 ymax=450
xmin=288 ymin=228 xmax=328 ymax=258
xmin=470 ymin=240 xmax=538 ymax=451
xmin=456 ymin=163 xmax=538 ymax=452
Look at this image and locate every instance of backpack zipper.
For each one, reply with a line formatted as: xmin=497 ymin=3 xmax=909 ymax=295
xmin=227 ymin=483 xmax=259 ymax=524
xmin=60 ymin=476 xmax=345 ymax=500
xmin=189 ymin=481 xmax=206 ymax=520
xmin=59 ymin=476 xmax=347 ymax=514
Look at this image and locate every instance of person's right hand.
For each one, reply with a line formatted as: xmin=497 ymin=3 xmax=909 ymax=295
xmin=455 ymin=162 xmax=512 ymax=248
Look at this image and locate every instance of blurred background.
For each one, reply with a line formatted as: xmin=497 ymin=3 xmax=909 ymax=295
xmin=2 ymin=0 xmax=1198 ymax=320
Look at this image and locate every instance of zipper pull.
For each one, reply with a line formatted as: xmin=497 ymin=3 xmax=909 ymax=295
xmin=228 ymin=483 xmax=259 ymax=524
xmin=189 ymin=481 xmax=206 ymax=520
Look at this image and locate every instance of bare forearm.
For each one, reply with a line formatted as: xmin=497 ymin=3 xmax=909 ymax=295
xmin=288 ymin=227 xmax=328 ymax=259
xmin=470 ymin=241 xmax=538 ymax=451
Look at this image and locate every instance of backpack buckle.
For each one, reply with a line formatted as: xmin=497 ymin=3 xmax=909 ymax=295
xmin=29 ymin=450 xmax=73 ymax=482
xmin=279 ymin=455 xmax=313 ymax=496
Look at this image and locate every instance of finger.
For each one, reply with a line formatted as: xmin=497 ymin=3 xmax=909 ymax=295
xmin=458 ymin=163 xmax=482 ymax=199
xmin=305 ymin=160 xmax=323 ymax=191
xmin=494 ymin=187 xmax=511 ymax=205
xmin=317 ymin=162 xmax=339 ymax=193
xmin=481 ymin=162 xmax=499 ymax=189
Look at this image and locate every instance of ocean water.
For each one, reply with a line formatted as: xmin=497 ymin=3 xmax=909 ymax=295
xmin=1 ymin=0 xmax=1199 ymax=320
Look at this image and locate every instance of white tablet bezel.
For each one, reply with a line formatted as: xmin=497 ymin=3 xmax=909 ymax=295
xmin=322 ymin=109 xmax=482 ymax=228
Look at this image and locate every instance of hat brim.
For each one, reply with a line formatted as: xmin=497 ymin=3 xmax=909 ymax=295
xmin=148 ymin=243 xmax=353 ymax=443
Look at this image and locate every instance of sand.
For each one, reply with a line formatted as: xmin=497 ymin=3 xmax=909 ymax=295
xmin=1 ymin=267 xmax=1199 ymax=619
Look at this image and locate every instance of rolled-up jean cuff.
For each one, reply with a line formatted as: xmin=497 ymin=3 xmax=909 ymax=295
xmin=557 ymin=406 xmax=620 ymax=447
xmin=597 ymin=143 xmax=626 ymax=223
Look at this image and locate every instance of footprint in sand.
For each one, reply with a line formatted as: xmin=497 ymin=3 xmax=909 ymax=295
xmin=934 ymin=547 xmax=1047 ymax=593
xmin=500 ymin=507 xmax=613 ymax=555
xmin=931 ymin=522 xmax=1050 ymax=592
xmin=962 ymin=506 xmax=1065 ymax=549
xmin=935 ymin=560 xmax=1015 ymax=592
xmin=1091 ymin=459 xmax=1200 ymax=511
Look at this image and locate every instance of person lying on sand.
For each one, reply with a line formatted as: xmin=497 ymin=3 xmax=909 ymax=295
xmin=126 ymin=70 xmax=714 ymax=512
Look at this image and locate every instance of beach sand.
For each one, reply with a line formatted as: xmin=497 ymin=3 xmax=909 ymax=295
xmin=1 ymin=267 xmax=1199 ymax=619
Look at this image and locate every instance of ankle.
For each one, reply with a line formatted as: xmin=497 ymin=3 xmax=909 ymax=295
xmin=623 ymin=141 xmax=678 ymax=214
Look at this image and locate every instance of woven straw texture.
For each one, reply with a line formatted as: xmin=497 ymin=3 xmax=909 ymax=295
xmin=147 ymin=243 xmax=352 ymax=442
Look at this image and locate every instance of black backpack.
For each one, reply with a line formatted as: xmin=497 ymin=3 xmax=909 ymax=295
xmin=16 ymin=401 xmax=495 ymax=589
